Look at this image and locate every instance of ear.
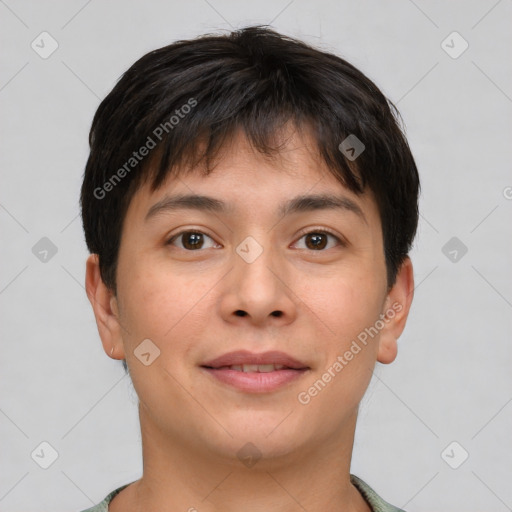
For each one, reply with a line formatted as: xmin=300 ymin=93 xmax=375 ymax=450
xmin=85 ymin=254 xmax=125 ymax=360
xmin=377 ymin=257 xmax=414 ymax=364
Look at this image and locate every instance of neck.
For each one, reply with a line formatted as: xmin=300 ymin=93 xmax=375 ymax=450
xmin=110 ymin=402 xmax=371 ymax=512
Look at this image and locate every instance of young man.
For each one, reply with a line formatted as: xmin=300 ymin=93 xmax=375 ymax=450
xmin=79 ymin=25 xmax=419 ymax=512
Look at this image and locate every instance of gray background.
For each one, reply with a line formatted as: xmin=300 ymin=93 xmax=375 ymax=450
xmin=1 ymin=1 xmax=511 ymax=511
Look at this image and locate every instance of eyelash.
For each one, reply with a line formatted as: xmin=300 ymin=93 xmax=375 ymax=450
xmin=166 ymin=228 xmax=345 ymax=251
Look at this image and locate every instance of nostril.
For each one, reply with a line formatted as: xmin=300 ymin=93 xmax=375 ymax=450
xmin=234 ymin=310 xmax=282 ymax=317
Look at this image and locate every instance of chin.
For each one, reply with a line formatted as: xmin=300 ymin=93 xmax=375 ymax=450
xmin=205 ymin=434 xmax=303 ymax=471
xmin=203 ymin=414 xmax=307 ymax=460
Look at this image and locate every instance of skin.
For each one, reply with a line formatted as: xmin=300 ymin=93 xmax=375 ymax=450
xmin=86 ymin=126 xmax=414 ymax=512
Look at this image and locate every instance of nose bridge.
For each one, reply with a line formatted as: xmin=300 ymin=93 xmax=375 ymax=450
xmin=235 ymin=234 xmax=278 ymax=295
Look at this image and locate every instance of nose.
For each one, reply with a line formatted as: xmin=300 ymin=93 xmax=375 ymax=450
xmin=218 ymin=239 xmax=298 ymax=327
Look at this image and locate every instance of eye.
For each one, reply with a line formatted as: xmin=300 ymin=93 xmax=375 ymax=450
xmin=166 ymin=230 xmax=219 ymax=250
xmin=294 ymin=229 xmax=344 ymax=251
xmin=166 ymin=229 xmax=344 ymax=252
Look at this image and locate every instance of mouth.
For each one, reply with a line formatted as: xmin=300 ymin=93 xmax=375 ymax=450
xmin=204 ymin=363 xmax=294 ymax=372
xmin=200 ymin=350 xmax=310 ymax=393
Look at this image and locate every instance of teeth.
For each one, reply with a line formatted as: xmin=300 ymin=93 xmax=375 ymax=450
xmin=242 ymin=364 xmax=259 ymax=372
xmin=256 ymin=364 xmax=277 ymax=373
xmin=227 ymin=364 xmax=286 ymax=372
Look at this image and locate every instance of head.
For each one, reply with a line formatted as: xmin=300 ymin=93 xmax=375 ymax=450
xmin=81 ymin=26 xmax=418 ymax=462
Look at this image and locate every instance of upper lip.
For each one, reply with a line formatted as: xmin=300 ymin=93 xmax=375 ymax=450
xmin=201 ymin=350 xmax=309 ymax=369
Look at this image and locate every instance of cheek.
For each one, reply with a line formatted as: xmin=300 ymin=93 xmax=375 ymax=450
xmin=303 ymin=272 xmax=385 ymax=345
xmin=296 ymin=277 xmax=383 ymax=414
xmin=118 ymin=257 xmax=216 ymax=347
xmin=117 ymin=261 xmax=211 ymax=401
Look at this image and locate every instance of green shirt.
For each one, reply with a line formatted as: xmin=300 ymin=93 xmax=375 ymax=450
xmin=79 ymin=474 xmax=406 ymax=512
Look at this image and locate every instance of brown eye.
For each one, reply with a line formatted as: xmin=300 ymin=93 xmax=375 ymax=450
xmin=167 ymin=231 xmax=217 ymax=250
xmin=305 ymin=233 xmax=328 ymax=250
xmin=295 ymin=230 xmax=343 ymax=251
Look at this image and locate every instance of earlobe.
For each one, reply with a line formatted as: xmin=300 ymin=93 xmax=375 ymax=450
xmin=85 ymin=254 xmax=124 ymax=360
xmin=377 ymin=336 xmax=398 ymax=364
xmin=377 ymin=257 xmax=414 ymax=364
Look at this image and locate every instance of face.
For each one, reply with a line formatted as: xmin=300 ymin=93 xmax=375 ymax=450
xmin=87 ymin=128 xmax=413 ymax=465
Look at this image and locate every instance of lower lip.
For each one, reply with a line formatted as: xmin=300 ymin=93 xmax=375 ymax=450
xmin=201 ymin=367 xmax=308 ymax=393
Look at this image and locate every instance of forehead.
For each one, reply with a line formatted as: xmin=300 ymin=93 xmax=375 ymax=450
xmin=125 ymin=128 xmax=380 ymax=226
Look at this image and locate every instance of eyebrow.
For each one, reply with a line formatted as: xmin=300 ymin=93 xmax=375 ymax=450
xmin=145 ymin=193 xmax=367 ymax=223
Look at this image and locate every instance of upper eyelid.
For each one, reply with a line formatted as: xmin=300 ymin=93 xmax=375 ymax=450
xmin=295 ymin=227 xmax=343 ymax=241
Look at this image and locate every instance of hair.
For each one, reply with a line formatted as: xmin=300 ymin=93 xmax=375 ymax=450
xmin=81 ymin=26 xmax=420 ymax=355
